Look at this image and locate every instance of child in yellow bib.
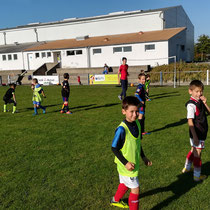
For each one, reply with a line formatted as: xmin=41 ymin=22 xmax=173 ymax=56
xmin=111 ymin=96 xmax=152 ymax=210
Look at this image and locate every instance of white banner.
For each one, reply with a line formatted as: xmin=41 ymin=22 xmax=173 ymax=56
xmin=94 ymin=74 xmax=105 ymax=82
xmin=32 ymin=75 xmax=59 ymax=85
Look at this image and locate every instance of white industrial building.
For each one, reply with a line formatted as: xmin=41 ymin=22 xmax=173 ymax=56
xmin=0 ymin=5 xmax=194 ymax=71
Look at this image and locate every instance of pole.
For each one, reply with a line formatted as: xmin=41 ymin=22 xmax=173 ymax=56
xmin=174 ymin=56 xmax=176 ymax=88
xmin=207 ymin=70 xmax=209 ymax=85
xmin=160 ymin=71 xmax=163 ymax=86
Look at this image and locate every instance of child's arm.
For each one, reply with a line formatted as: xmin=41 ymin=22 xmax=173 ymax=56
xmin=13 ymin=93 xmax=16 ymax=103
xmin=188 ymin=118 xmax=199 ymax=146
xmin=141 ymin=147 xmax=152 ymax=166
xmin=200 ymin=96 xmax=210 ymax=114
xmin=135 ymin=86 xmax=144 ymax=104
xmin=118 ymin=68 xmax=121 ymax=84
xmin=41 ymin=90 xmax=46 ymax=98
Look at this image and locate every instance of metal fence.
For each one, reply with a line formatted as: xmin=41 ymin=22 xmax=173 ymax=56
xmin=149 ymin=70 xmax=209 ymax=87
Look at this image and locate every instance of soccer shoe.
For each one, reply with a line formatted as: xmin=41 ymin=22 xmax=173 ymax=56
xmin=110 ymin=197 xmax=129 ymax=209
xmin=182 ymin=167 xmax=193 ymax=173
xmin=194 ymin=175 xmax=207 ymax=182
xmin=118 ymin=95 xmax=122 ymax=101
xmin=33 ymin=113 xmax=38 ymax=116
xmin=66 ymin=111 xmax=72 ymax=114
xmin=146 ymin=99 xmax=151 ymax=101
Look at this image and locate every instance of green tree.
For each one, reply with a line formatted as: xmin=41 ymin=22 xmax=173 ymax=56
xmin=194 ymin=35 xmax=210 ymax=61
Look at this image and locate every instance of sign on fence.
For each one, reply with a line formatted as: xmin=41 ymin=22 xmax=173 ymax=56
xmin=89 ymin=74 xmax=118 ymax=84
xmin=32 ymin=75 xmax=59 ymax=85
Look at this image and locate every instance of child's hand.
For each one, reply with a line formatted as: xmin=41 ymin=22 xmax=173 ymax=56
xmin=125 ymin=162 xmax=135 ymax=171
xmin=143 ymin=157 xmax=152 ymax=166
xmin=200 ymin=96 xmax=207 ymax=104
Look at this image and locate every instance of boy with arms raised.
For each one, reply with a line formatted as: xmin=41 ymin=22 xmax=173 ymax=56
xmin=3 ymin=83 xmax=17 ymax=113
xmin=183 ymin=80 xmax=210 ymax=182
xmin=111 ymin=96 xmax=152 ymax=209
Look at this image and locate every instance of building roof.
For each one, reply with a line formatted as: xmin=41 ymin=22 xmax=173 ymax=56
xmin=0 ymin=42 xmax=44 ymax=54
xmin=0 ymin=6 xmax=182 ymax=31
xmin=24 ymin=27 xmax=186 ymax=52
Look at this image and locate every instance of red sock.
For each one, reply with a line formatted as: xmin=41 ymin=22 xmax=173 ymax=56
xmin=114 ymin=183 xmax=128 ymax=202
xmin=129 ymin=193 xmax=139 ymax=210
xmin=187 ymin=151 xmax=194 ymax=162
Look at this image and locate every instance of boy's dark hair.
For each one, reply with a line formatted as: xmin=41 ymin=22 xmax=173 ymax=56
xmin=9 ymin=83 xmax=16 ymax=88
xmin=138 ymin=73 xmax=146 ymax=79
xmin=122 ymin=96 xmax=140 ymax=110
xmin=64 ymin=73 xmax=69 ymax=79
xmin=146 ymin=74 xmax=150 ymax=78
xmin=189 ymin=80 xmax=204 ymax=90
xmin=122 ymin=57 xmax=127 ymax=61
xmin=32 ymin=78 xmax=38 ymax=84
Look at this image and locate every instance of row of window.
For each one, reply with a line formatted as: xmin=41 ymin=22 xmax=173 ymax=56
xmin=2 ymin=54 xmax=18 ymax=61
xmin=1 ymin=44 xmax=158 ymax=61
xmin=35 ymin=52 xmax=52 ymax=58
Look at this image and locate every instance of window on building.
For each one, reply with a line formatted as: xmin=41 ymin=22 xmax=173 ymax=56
xmin=47 ymin=52 xmax=51 ymax=57
xmin=8 ymin=55 xmax=12 ymax=60
xmin=2 ymin=55 xmax=6 ymax=61
xmin=93 ymin=48 xmax=102 ymax=54
xmin=66 ymin=50 xmax=75 ymax=56
xmin=42 ymin=52 xmax=46 ymax=58
xmin=35 ymin=53 xmax=40 ymax=58
xmin=13 ymin=54 xmax=18 ymax=60
xmin=76 ymin=50 xmax=83 ymax=55
xmin=123 ymin=46 xmax=132 ymax=52
xmin=113 ymin=47 xmax=122 ymax=53
xmin=181 ymin=45 xmax=185 ymax=51
xmin=145 ymin=44 xmax=155 ymax=51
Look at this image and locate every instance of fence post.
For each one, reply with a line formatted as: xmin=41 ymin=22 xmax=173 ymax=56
xmin=207 ymin=70 xmax=209 ymax=85
xmin=160 ymin=71 xmax=163 ymax=86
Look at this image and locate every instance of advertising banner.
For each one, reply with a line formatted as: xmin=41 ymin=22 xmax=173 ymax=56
xmin=89 ymin=74 xmax=118 ymax=84
xmin=32 ymin=75 xmax=59 ymax=85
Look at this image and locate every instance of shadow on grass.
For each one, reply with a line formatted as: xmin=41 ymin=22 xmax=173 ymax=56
xmin=140 ymin=162 xmax=210 ymax=210
xmin=73 ymin=103 xmax=120 ymax=113
xmin=151 ymin=94 xmax=180 ymax=100
xmin=149 ymin=118 xmax=187 ymax=133
xmin=150 ymin=91 xmax=179 ymax=97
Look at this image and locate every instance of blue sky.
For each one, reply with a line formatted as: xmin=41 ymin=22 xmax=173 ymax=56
xmin=0 ymin=0 xmax=209 ymax=42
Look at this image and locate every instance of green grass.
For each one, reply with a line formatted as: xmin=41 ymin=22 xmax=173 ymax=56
xmin=0 ymin=84 xmax=210 ymax=209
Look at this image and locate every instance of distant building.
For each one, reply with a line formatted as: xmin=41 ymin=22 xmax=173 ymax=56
xmin=0 ymin=5 xmax=194 ymax=71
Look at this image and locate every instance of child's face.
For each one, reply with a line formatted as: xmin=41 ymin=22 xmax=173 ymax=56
xmin=189 ymin=87 xmax=203 ymax=100
xmin=139 ymin=76 xmax=146 ymax=85
xmin=122 ymin=59 xmax=127 ymax=65
xmin=122 ymin=105 xmax=139 ymax=122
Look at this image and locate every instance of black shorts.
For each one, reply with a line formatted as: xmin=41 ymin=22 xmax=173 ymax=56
xmin=3 ymin=97 xmax=15 ymax=104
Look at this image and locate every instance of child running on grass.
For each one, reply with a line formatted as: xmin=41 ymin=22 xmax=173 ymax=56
xmin=31 ymin=78 xmax=46 ymax=115
xmin=110 ymin=96 xmax=152 ymax=210
xmin=135 ymin=73 xmax=147 ymax=135
xmin=60 ymin=73 xmax=72 ymax=114
xmin=3 ymin=83 xmax=17 ymax=114
xmin=182 ymin=80 xmax=210 ymax=182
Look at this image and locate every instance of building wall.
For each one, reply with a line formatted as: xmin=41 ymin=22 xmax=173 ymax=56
xmin=0 ymin=12 xmax=163 ymax=45
xmin=24 ymin=51 xmax=54 ymax=70
xmin=168 ymin=29 xmax=187 ymax=62
xmin=0 ymin=52 xmax=24 ymax=70
xmin=90 ymin=41 xmax=169 ymax=67
xmin=164 ymin=6 xmax=194 ymax=61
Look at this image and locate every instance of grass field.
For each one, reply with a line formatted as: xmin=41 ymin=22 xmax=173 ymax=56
xmin=0 ymin=84 xmax=210 ymax=210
